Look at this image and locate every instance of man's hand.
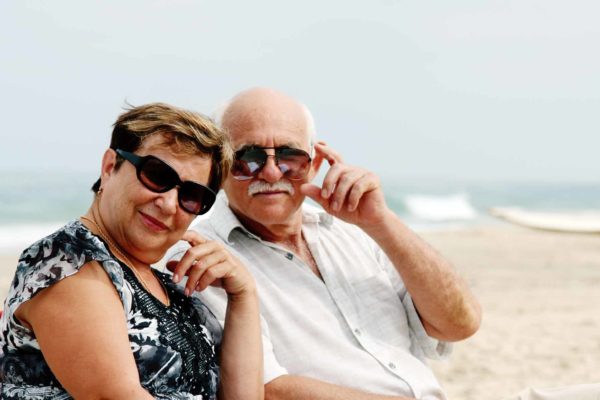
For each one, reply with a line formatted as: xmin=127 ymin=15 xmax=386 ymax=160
xmin=302 ymin=142 xmax=481 ymax=342
xmin=166 ymin=231 xmax=256 ymax=299
xmin=301 ymin=142 xmax=391 ymax=228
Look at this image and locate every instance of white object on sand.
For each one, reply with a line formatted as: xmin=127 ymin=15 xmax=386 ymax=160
xmin=489 ymin=207 xmax=600 ymax=234
xmin=404 ymin=193 xmax=478 ymax=222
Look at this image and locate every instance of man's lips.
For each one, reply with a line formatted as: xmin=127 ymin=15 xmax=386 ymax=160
xmin=139 ymin=211 xmax=169 ymax=231
xmin=252 ymin=191 xmax=289 ymax=196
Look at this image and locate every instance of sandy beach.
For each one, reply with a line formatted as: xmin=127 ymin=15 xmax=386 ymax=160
xmin=423 ymin=226 xmax=600 ymax=400
xmin=0 ymin=225 xmax=598 ymax=399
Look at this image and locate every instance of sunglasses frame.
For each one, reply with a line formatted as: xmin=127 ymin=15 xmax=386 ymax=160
xmin=115 ymin=149 xmax=216 ymax=215
xmin=232 ymin=146 xmax=312 ymax=181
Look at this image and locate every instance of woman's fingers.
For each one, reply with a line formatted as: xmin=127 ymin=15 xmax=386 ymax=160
xmin=184 ymin=249 xmax=228 ymax=295
xmin=170 ymin=241 xmax=221 ymax=284
xmin=181 ymin=230 xmax=209 ymax=246
xmin=195 ymin=262 xmax=231 ymax=292
xmin=171 ymin=239 xmax=252 ymax=297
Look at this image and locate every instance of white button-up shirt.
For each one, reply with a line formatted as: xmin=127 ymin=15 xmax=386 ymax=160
xmin=164 ymin=193 xmax=450 ymax=399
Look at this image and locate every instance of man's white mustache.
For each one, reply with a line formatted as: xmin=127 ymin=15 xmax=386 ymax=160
xmin=248 ymin=180 xmax=295 ymax=196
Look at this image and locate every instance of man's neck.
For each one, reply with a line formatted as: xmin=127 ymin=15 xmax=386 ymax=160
xmin=231 ymin=205 xmax=322 ymax=279
xmin=231 ymin=207 xmax=304 ymax=247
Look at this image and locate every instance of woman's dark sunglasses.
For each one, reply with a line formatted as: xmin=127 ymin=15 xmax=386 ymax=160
xmin=232 ymin=146 xmax=312 ymax=181
xmin=116 ymin=149 xmax=216 ymax=215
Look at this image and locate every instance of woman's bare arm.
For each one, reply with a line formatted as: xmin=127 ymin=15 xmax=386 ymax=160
xmin=16 ymin=261 xmax=153 ymax=399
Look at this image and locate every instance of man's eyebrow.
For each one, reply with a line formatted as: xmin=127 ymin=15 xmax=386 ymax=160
xmin=281 ymin=141 xmax=303 ymax=148
xmin=235 ymin=143 xmax=260 ymax=151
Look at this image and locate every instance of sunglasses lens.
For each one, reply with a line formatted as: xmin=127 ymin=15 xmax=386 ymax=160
xmin=232 ymin=148 xmax=266 ymax=180
xmin=139 ymin=158 xmax=178 ymax=192
xmin=277 ymin=148 xmax=311 ymax=180
xmin=179 ymin=182 xmax=215 ymax=215
xmin=232 ymin=147 xmax=311 ymax=180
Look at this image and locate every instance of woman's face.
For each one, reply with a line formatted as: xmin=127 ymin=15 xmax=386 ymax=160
xmin=98 ymin=134 xmax=213 ymax=265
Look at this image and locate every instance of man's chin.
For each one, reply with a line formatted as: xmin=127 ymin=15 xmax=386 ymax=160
xmin=250 ymin=203 xmax=300 ymax=222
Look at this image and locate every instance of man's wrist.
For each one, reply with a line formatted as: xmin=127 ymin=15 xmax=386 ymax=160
xmin=358 ymin=207 xmax=398 ymax=235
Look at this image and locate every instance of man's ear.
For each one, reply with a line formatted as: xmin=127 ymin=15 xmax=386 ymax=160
xmin=308 ymin=148 xmax=324 ymax=180
xmin=100 ymin=148 xmax=118 ymax=182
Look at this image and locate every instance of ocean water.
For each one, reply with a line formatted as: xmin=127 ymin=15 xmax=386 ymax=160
xmin=1 ymin=171 xmax=598 ymax=251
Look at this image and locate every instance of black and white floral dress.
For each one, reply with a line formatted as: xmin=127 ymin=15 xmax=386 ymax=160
xmin=0 ymin=220 xmax=222 ymax=399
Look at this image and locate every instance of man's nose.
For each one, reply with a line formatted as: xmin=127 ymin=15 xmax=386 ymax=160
xmin=257 ymin=155 xmax=283 ymax=183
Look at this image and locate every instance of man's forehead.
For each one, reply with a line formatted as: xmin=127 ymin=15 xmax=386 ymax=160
xmin=227 ymin=108 xmax=305 ymax=131
xmin=228 ymin=117 xmax=310 ymax=149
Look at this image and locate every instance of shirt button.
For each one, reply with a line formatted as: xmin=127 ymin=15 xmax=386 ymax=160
xmin=388 ymin=362 xmax=396 ymax=370
xmin=285 ymin=253 xmax=294 ymax=260
xmin=354 ymin=328 xmax=361 ymax=336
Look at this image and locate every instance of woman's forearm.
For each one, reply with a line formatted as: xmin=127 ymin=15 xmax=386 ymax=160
xmin=219 ymin=288 xmax=264 ymax=400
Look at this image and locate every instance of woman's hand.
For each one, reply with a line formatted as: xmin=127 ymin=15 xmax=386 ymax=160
xmin=167 ymin=231 xmax=256 ymax=298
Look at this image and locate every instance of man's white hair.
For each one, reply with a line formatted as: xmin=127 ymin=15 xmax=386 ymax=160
xmin=212 ymin=97 xmax=317 ymax=149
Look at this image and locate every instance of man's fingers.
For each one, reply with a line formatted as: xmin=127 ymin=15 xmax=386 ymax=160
xmin=320 ymin=163 xmax=344 ymax=199
xmin=300 ymin=184 xmax=331 ymax=211
xmin=314 ymin=142 xmax=343 ymax=165
xmin=346 ymin=173 xmax=376 ymax=211
xmin=329 ymin=170 xmax=366 ymax=212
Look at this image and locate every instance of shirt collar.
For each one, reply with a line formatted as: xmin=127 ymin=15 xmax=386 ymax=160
xmin=209 ymin=192 xmax=250 ymax=243
xmin=209 ymin=192 xmax=334 ymax=243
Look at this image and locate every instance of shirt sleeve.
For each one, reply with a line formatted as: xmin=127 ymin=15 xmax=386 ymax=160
xmin=371 ymin=237 xmax=452 ymax=361
xmin=260 ymin=316 xmax=289 ymax=383
xmin=402 ymin=291 xmax=452 ymax=360
xmin=196 ymin=287 xmax=288 ymax=384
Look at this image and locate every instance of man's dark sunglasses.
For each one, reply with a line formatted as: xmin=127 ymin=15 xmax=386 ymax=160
xmin=232 ymin=146 xmax=312 ymax=181
xmin=116 ymin=149 xmax=216 ymax=215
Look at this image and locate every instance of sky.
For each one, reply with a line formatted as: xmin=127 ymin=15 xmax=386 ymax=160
xmin=1 ymin=0 xmax=600 ymax=183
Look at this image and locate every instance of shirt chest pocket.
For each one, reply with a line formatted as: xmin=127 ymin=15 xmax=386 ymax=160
xmin=349 ymin=272 xmax=412 ymax=348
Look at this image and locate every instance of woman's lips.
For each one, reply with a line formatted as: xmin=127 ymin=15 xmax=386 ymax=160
xmin=139 ymin=211 xmax=169 ymax=231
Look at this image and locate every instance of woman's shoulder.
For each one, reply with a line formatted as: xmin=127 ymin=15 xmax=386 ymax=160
xmin=6 ymin=221 xmax=121 ymax=313
xmin=18 ymin=220 xmax=110 ymax=268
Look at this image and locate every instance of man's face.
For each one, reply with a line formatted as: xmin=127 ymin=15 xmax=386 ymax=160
xmin=223 ymin=111 xmax=316 ymax=232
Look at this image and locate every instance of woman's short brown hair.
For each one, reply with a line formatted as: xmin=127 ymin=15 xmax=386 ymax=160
xmin=92 ymin=102 xmax=232 ymax=194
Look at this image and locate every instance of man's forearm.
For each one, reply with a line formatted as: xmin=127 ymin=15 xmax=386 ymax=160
xmin=266 ymin=375 xmax=414 ymax=400
xmin=361 ymin=209 xmax=482 ymax=341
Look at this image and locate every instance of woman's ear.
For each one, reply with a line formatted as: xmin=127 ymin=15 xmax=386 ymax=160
xmin=100 ymin=149 xmax=118 ymax=182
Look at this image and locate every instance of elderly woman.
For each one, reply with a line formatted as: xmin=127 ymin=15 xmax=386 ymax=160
xmin=0 ymin=103 xmax=262 ymax=399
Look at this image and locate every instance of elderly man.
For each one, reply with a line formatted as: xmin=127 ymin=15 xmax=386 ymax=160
xmin=167 ymin=88 xmax=482 ymax=399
